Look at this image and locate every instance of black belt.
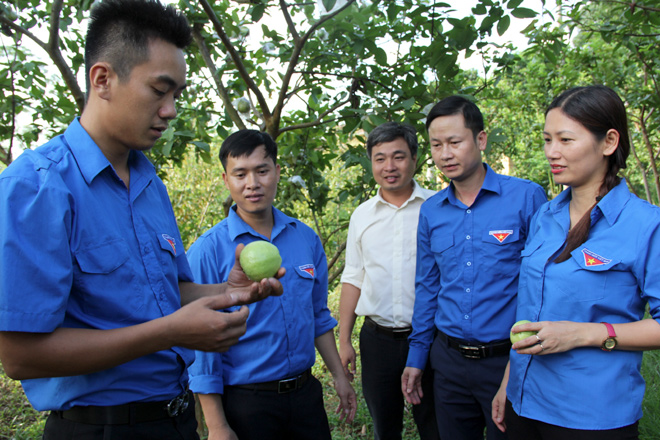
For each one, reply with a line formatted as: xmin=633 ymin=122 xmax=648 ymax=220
xmin=54 ymin=390 xmax=191 ymax=425
xmin=364 ymin=316 xmax=412 ymax=340
xmin=437 ymin=330 xmax=511 ymax=359
xmin=228 ymin=369 xmax=311 ymax=394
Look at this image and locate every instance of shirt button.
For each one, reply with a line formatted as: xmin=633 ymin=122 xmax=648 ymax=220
xmin=466 ymin=288 xmax=471 ymax=293
xmin=467 ymin=261 xmax=472 ymax=266
xmin=466 ymin=209 xmax=471 ymax=214
xmin=464 ymin=315 xmax=469 ymax=320
xmin=466 ymin=235 xmax=471 ymax=240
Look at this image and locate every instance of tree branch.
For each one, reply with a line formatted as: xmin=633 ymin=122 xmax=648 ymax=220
xmin=0 ymin=33 xmax=17 ymax=165
xmin=47 ymin=0 xmax=85 ymax=111
xmin=272 ymin=0 xmax=357 ymax=135
xmin=278 ymin=97 xmax=351 ymax=133
xmin=639 ymin=105 xmax=660 ymax=202
xmin=629 ymin=120 xmax=652 ymax=202
xmin=294 ymin=69 xmax=397 ymax=94
xmin=1 ymin=2 xmax=85 ymax=111
xmin=326 ymin=239 xmax=346 ymax=275
xmin=591 ymin=0 xmax=660 ymax=13
xmin=0 ymin=15 xmax=47 ymax=52
xmin=197 ymin=0 xmax=271 ymax=120
xmin=328 ymin=261 xmax=344 ymax=285
xmin=280 ymin=0 xmax=300 ymax=43
xmin=191 ymin=25 xmax=246 ymax=130
xmin=320 ymin=222 xmax=349 ymax=249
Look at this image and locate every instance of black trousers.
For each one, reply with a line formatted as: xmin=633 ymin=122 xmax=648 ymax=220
xmin=504 ymin=399 xmax=639 ymax=440
xmin=221 ymin=375 xmax=331 ymax=440
xmin=429 ymin=332 xmax=509 ymax=440
xmin=42 ymin=396 xmax=199 ymax=440
xmin=360 ymin=322 xmax=440 ymax=440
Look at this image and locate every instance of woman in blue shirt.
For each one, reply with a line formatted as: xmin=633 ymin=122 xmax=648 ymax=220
xmin=492 ymin=85 xmax=660 ymax=439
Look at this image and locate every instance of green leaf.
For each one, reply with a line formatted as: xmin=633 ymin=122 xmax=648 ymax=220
xmin=161 ymin=127 xmax=175 ymax=142
xmin=249 ymin=3 xmax=266 ymax=22
xmin=400 ymin=97 xmax=416 ymax=110
xmin=488 ymin=128 xmax=507 ymax=143
xmin=472 ymin=3 xmax=487 ymax=15
xmin=161 ymin=140 xmax=173 ymax=157
xmin=497 ymin=15 xmax=511 ymax=36
xmin=373 ymin=47 xmax=388 ymax=65
xmin=191 ymin=141 xmax=210 ymax=152
xmin=322 ymin=0 xmax=337 ymax=12
xmin=511 ymin=7 xmax=537 ymax=19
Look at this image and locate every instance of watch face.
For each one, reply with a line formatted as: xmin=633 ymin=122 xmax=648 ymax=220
xmin=604 ymin=338 xmax=617 ymax=350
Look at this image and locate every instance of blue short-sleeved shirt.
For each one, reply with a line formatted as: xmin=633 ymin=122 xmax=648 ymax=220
xmin=187 ymin=206 xmax=336 ymax=393
xmin=0 ymin=118 xmax=194 ymax=411
xmin=407 ymin=164 xmax=546 ymax=369
xmin=507 ymin=180 xmax=660 ymax=429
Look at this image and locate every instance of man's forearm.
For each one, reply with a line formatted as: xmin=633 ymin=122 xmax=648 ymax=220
xmin=338 ymin=283 xmax=361 ymax=345
xmin=0 ymin=319 xmax=173 ymax=380
xmin=315 ymin=330 xmax=345 ymax=377
xmin=179 ymin=281 xmax=225 ymax=306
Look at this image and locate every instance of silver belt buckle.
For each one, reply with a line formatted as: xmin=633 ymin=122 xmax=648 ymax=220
xmin=278 ymin=376 xmax=299 ymax=393
xmin=458 ymin=344 xmax=485 ymax=359
xmin=166 ymin=392 xmax=189 ymax=417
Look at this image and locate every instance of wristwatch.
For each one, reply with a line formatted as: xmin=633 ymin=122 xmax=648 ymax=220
xmin=601 ymin=322 xmax=617 ymax=351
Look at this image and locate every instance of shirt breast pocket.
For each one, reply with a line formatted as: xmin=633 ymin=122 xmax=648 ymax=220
xmin=481 ymin=229 xmax=522 ymax=275
xmin=74 ymin=238 xmax=144 ymax=321
xmin=554 ymin=251 xmax=623 ymax=303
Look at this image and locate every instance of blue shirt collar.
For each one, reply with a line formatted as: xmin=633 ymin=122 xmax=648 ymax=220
xmin=226 ymin=205 xmax=297 ymax=241
xmin=436 ymin=163 xmax=500 ymax=205
xmin=63 ymin=117 xmax=155 ymax=188
xmin=550 ymin=179 xmax=631 ymax=227
xmin=597 ymin=179 xmax=631 ymax=226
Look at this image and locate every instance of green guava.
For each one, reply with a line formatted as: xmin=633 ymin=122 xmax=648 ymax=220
xmin=239 ymin=241 xmax=282 ymax=281
xmin=510 ymin=320 xmax=538 ymax=344
xmin=236 ymin=98 xmax=250 ymax=113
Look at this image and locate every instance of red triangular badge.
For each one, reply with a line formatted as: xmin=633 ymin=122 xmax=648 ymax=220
xmin=299 ymin=264 xmax=315 ymax=277
xmin=489 ymin=230 xmax=513 ymax=243
xmin=582 ymin=249 xmax=610 ymax=266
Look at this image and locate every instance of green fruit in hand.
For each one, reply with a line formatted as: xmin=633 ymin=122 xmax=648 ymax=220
xmin=239 ymin=241 xmax=282 ymax=281
xmin=510 ymin=320 xmax=537 ymax=344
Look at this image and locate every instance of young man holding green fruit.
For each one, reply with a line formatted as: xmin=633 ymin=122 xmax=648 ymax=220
xmin=186 ymin=129 xmax=356 ymax=439
xmin=0 ymin=1 xmax=283 ymax=439
xmin=401 ymin=96 xmax=546 ymax=440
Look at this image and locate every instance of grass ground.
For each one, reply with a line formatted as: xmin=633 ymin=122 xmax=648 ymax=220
xmin=0 ymin=364 xmax=47 ymax=439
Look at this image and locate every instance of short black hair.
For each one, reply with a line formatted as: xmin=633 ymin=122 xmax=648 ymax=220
xmin=425 ymin=95 xmax=484 ymax=139
xmin=219 ymin=130 xmax=278 ymax=170
xmin=85 ymin=0 xmax=192 ymax=99
xmin=366 ymin=122 xmax=419 ymax=159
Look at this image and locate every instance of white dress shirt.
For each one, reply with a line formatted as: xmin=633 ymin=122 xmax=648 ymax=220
xmin=341 ymin=180 xmax=436 ymax=328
